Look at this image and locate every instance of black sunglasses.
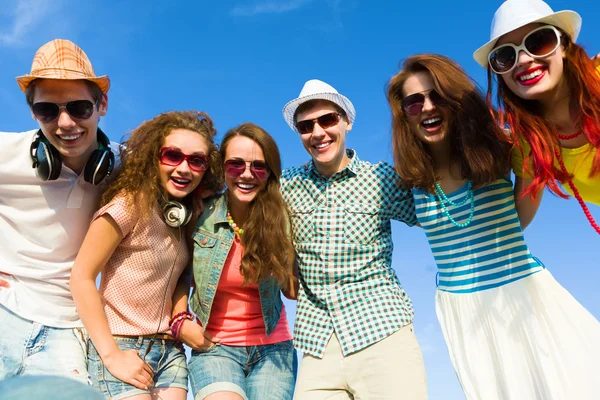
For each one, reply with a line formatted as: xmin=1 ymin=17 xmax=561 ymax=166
xmin=32 ymin=100 xmax=97 ymax=123
xmin=402 ymin=89 xmax=445 ymax=115
xmin=295 ymin=112 xmax=341 ymax=134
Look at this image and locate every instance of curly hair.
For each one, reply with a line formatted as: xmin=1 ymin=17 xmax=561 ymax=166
xmin=489 ymin=31 xmax=600 ymax=198
xmin=387 ymin=54 xmax=511 ymax=190
xmin=101 ymin=111 xmax=223 ymax=218
xmin=220 ymin=123 xmax=295 ymax=288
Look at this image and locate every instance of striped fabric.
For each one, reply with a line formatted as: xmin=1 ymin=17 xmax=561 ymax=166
xmin=413 ymin=178 xmax=543 ymax=294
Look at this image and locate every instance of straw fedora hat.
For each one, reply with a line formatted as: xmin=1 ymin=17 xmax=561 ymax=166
xmin=473 ymin=0 xmax=581 ymax=68
xmin=16 ymin=39 xmax=110 ymax=93
xmin=282 ymin=79 xmax=356 ymax=132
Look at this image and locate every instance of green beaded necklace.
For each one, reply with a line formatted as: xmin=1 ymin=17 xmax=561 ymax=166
xmin=227 ymin=211 xmax=244 ymax=236
xmin=434 ymin=181 xmax=475 ymax=228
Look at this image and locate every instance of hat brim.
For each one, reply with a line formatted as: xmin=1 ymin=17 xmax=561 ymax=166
xmin=282 ymin=92 xmax=356 ymax=132
xmin=473 ymin=10 xmax=582 ymax=68
xmin=15 ymin=74 xmax=110 ymax=94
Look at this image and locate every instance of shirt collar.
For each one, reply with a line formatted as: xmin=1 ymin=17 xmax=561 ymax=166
xmin=307 ymin=149 xmax=359 ymax=179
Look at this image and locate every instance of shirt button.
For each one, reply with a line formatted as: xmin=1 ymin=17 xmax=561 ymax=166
xmin=201 ymin=238 xmax=208 ymax=245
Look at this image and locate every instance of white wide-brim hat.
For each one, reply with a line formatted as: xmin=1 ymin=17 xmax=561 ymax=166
xmin=473 ymin=0 xmax=582 ymax=68
xmin=282 ymin=79 xmax=356 ymax=132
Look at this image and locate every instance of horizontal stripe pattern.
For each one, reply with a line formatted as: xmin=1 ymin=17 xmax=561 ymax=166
xmin=414 ymin=179 xmax=543 ymax=293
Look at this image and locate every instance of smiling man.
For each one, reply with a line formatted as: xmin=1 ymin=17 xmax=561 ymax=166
xmin=0 ymin=39 xmax=118 ymax=383
xmin=281 ymin=79 xmax=428 ymax=399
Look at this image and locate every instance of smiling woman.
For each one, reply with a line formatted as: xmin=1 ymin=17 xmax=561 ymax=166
xmin=174 ymin=122 xmax=298 ymax=400
xmin=69 ymin=111 xmax=222 ymax=400
xmin=387 ymin=53 xmax=600 ymax=400
xmin=474 ymin=0 xmax=600 ymax=233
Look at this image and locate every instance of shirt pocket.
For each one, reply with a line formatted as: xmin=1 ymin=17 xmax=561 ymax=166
xmin=192 ymin=232 xmax=219 ymax=288
xmin=289 ymin=204 xmax=315 ymax=244
xmin=344 ymin=202 xmax=380 ymax=244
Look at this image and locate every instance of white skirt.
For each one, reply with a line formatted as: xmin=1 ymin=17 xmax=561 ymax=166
xmin=436 ymin=269 xmax=600 ymax=400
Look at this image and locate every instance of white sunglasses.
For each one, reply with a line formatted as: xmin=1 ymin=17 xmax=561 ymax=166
xmin=488 ymin=25 xmax=563 ymax=75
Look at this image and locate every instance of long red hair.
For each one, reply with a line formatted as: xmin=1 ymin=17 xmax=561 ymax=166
xmin=489 ymin=32 xmax=600 ymax=198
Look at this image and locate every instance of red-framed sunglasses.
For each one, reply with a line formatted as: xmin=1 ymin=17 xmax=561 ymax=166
xmin=159 ymin=147 xmax=209 ymax=172
xmin=224 ymin=158 xmax=270 ymax=181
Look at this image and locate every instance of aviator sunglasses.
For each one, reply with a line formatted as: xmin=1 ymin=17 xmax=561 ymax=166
xmin=159 ymin=147 xmax=209 ymax=172
xmin=402 ymin=89 xmax=445 ymax=115
xmin=488 ymin=25 xmax=563 ymax=75
xmin=295 ymin=112 xmax=341 ymax=134
xmin=224 ymin=158 xmax=270 ymax=181
xmin=32 ymin=100 xmax=98 ymax=123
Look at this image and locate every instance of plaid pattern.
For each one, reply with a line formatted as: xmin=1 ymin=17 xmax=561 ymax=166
xmin=281 ymin=149 xmax=418 ymax=358
xmin=16 ymin=39 xmax=110 ymax=93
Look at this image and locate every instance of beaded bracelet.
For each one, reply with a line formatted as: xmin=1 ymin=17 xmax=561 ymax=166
xmin=169 ymin=311 xmax=194 ymax=339
xmin=169 ymin=311 xmax=193 ymax=327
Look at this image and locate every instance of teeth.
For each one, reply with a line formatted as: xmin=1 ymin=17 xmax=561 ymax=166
xmin=314 ymin=142 xmax=330 ymax=149
xmin=238 ymin=183 xmax=255 ymax=189
xmin=172 ymin=177 xmax=189 ymax=184
xmin=519 ymin=69 xmax=543 ymax=81
xmin=60 ymin=134 xmax=82 ymax=141
xmin=422 ymin=117 xmax=441 ymax=125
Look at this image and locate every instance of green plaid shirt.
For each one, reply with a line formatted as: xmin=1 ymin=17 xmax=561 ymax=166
xmin=281 ymin=149 xmax=418 ymax=358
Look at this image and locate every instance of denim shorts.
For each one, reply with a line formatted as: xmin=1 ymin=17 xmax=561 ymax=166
xmin=88 ymin=336 xmax=188 ymax=400
xmin=0 ymin=303 xmax=90 ymax=385
xmin=188 ymin=340 xmax=297 ymax=400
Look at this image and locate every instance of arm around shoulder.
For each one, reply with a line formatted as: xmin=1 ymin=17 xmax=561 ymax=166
xmin=513 ymin=177 xmax=543 ymax=230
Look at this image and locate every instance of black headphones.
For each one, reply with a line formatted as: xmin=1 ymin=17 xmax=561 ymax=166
xmin=162 ymin=200 xmax=192 ymax=228
xmin=30 ymin=128 xmax=115 ymax=185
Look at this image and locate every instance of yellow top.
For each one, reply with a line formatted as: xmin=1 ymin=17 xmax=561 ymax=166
xmin=512 ymin=138 xmax=599 ymax=206
xmin=511 ymin=65 xmax=600 ymax=205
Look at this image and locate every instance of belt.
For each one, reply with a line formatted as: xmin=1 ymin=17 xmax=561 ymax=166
xmin=114 ymin=333 xmax=176 ymax=341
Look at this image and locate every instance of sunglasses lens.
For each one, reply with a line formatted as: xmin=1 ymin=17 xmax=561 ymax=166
xmin=296 ymin=120 xmax=314 ymax=134
xmin=160 ymin=149 xmax=185 ymax=166
xmin=525 ymin=27 xmax=559 ymax=57
xmin=489 ymin=45 xmax=517 ymax=74
xmin=187 ymin=155 xmax=209 ymax=171
xmin=402 ymin=94 xmax=425 ymax=115
xmin=32 ymin=102 xmax=59 ymax=122
xmin=429 ymin=90 xmax=446 ymax=107
xmin=66 ymin=100 xmax=95 ymax=120
xmin=224 ymin=160 xmax=246 ymax=177
xmin=251 ymin=161 xmax=270 ymax=181
xmin=316 ymin=113 xmax=340 ymax=129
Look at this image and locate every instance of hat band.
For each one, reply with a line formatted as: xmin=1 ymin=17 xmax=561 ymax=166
xmin=28 ymin=66 xmax=97 ymax=79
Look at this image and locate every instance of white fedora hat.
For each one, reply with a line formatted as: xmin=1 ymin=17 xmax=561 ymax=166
xmin=282 ymin=79 xmax=356 ymax=132
xmin=473 ymin=0 xmax=581 ymax=68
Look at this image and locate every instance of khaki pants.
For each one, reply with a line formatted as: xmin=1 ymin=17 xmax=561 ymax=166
xmin=294 ymin=324 xmax=428 ymax=399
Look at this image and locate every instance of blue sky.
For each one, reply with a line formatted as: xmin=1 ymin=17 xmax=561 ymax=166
xmin=1 ymin=0 xmax=598 ymax=399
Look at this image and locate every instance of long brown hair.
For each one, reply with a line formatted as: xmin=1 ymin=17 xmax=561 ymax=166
xmin=489 ymin=32 xmax=600 ymax=198
xmin=220 ymin=123 xmax=295 ymax=288
xmin=387 ymin=54 xmax=510 ymax=190
xmin=101 ymin=111 xmax=223 ymax=218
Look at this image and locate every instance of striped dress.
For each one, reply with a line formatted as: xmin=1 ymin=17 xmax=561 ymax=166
xmin=413 ymin=178 xmax=600 ymax=400
xmin=414 ymin=178 xmax=543 ymax=293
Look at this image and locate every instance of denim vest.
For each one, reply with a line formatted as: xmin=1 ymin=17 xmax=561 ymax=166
xmin=189 ymin=194 xmax=284 ymax=336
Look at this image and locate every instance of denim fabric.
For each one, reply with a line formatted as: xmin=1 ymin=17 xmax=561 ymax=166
xmin=0 ymin=303 xmax=90 ymax=385
xmin=188 ymin=340 xmax=297 ymax=400
xmin=87 ymin=337 xmax=187 ymax=400
xmin=189 ymin=194 xmax=285 ymax=336
xmin=0 ymin=375 xmax=104 ymax=400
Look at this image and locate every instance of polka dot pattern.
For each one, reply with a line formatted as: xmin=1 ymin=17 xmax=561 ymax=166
xmin=93 ymin=195 xmax=189 ymax=335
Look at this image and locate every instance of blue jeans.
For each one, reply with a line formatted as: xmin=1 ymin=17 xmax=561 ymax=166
xmin=188 ymin=340 xmax=297 ymax=400
xmin=0 ymin=375 xmax=104 ymax=400
xmin=0 ymin=303 xmax=90 ymax=385
xmin=88 ymin=337 xmax=188 ymax=400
